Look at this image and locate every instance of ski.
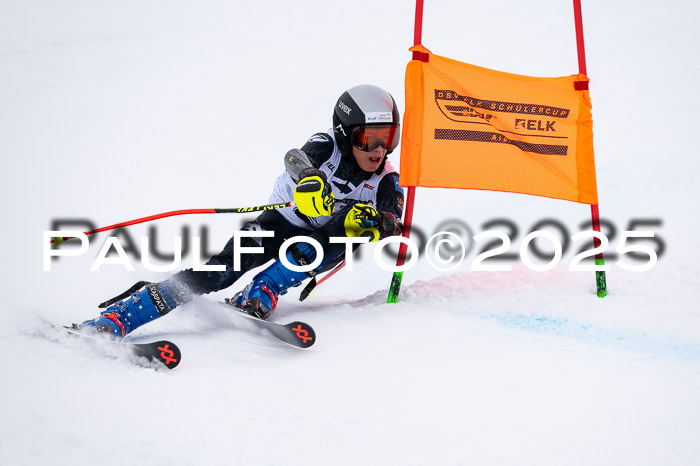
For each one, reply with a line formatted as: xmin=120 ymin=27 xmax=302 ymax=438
xmin=40 ymin=317 xmax=182 ymax=370
xmin=62 ymin=325 xmax=182 ymax=369
xmin=220 ymin=300 xmax=316 ymax=349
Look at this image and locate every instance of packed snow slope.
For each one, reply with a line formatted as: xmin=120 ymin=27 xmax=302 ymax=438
xmin=1 ymin=1 xmax=699 ymax=465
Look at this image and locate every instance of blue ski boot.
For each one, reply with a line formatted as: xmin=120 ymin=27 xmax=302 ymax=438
xmin=232 ymin=246 xmax=316 ymax=319
xmin=79 ymin=283 xmax=177 ymax=338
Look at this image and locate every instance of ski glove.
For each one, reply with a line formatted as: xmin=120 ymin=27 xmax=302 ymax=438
xmin=343 ymin=204 xmax=403 ymax=242
xmin=294 ymin=168 xmax=335 ymax=217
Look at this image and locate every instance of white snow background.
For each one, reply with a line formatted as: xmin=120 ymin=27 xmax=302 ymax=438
xmin=1 ymin=1 xmax=699 ymax=465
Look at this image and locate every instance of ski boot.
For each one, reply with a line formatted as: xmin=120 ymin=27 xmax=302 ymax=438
xmin=232 ymin=245 xmax=317 ymax=320
xmin=78 ymin=283 xmax=177 ymax=338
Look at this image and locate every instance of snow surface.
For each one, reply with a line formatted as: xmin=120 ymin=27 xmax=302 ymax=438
xmin=2 ymin=1 xmax=700 ymax=465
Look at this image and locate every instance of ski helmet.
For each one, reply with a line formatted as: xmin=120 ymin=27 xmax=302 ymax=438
xmin=332 ymin=84 xmax=401 ymax=158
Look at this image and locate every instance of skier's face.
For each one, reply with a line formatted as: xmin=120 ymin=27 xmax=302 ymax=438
xmin=352 ymin=144 xmax=387 ymax=172
xmin=350 ymin=125 xmax=396 ymax=172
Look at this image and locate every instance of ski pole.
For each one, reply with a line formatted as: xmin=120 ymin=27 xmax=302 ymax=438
xmin=299 ymin=261 xmax=346 ymax=301
xmin=50 ymin=201 xmax=293 ymax=245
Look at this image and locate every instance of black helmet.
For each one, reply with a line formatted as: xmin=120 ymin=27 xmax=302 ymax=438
xmin=332 ymin=84 xmax=401 ymax=157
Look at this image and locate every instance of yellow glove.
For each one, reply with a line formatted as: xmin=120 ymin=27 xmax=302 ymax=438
xmin=294 ymin=169 xmax=335 ymax=217
xmin=344 ymin=204 xmax=403 ymax=243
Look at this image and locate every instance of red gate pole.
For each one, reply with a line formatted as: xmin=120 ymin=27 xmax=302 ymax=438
xmin=574 ymin=0 xmax=607 ymax=297
xmin=387 ymin=0 xmax=424 ymax=303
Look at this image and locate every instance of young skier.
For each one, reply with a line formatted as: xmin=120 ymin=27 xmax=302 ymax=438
xmin=78 ymin=84 xmax=405 ymax=338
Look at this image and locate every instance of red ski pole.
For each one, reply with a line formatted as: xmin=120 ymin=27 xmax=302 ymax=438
xmin=50 ymin=201 xmax=292 ymax=245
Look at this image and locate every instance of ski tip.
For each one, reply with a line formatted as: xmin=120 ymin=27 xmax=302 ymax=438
xmin=132 ymin=340 xmax=182 ymax=370
xmin=150 ymin=341 xmax=182 ymax=369
xmin=286 ymin=321 xmax=316 ymax=348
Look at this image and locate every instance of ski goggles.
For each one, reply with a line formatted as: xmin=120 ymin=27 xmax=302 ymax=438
xmin=351 ymin=124 xmax=400 ymax=152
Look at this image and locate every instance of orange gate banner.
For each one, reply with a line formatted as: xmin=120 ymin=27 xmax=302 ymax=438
xmin=400 ymin=45 xmax=598 ymax=204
